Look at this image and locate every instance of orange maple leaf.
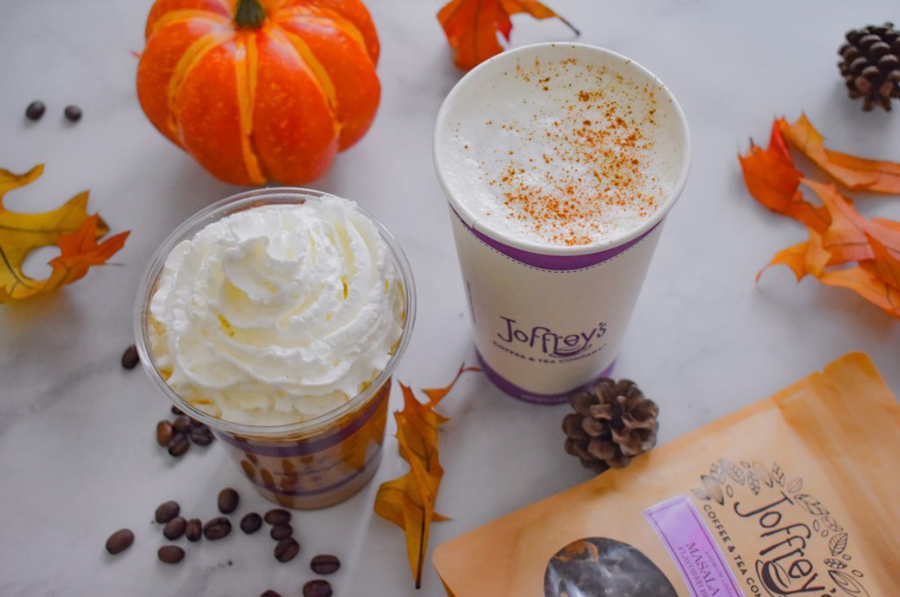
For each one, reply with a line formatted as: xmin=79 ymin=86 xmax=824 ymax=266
xmin=803 ymin=179 xmax=900 ymax=264
xmin=438 ymin=0 xmax=578 ymax=70
xmin=818 ymin=266 xmax=900 ymax=319
xmin=780 ymin=114 xmax=900 ymax=193
xmin=863 ymin=234 xmax=900 ymax=291
xmin=0 ymin=165 xmax=129 ymax=303
xmin=738 ymin=120 xmax=829 ymax=233
xmin=745 ymin=116 xmax=900 ymax=320
xmin=757 ymin=228 xmax=830 ymax=283
xmin=374 ymin=364 xmax=479 ymax=588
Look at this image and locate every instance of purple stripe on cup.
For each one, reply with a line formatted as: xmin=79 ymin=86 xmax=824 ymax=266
xmin=452 ymin=208 xmax=658 ymax=272
xmin=477 ymin=350 xmax=616 ymax=405
xmin=215 ymin=386 xmax=389 ymax=458
xmin=247 ymin=445 xmax=383 ymax=498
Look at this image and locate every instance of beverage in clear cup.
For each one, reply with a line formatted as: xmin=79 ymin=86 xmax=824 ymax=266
xmin=434 ymin=43 xmax=690 ymax=404
xmin=135 ymin=188 xmax=415 ymax=509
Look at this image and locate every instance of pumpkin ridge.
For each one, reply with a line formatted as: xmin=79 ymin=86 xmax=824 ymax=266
xmin=167 ymin=31 xmax=235 ymax=142
xmin=148 ymin=9 xmax=230 ymax=40
xmin=234 ymin=33 xmax=268 ymax=184
xmin=276 ymin=8 xmax=370 ymax=63
xmin=269 ymin=28 xmax=338 ymax=116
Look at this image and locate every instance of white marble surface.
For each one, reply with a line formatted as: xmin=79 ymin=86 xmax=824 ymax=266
xmin=1 ymin=0 xmax=899 ymax=595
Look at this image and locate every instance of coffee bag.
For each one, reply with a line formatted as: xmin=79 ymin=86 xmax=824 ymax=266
xmin=434 ymin=353 xmax=900 ymax=596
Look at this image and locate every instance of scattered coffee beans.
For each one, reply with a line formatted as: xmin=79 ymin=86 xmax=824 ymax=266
xmin=167 ymin=434 xmax=190 ymax=457
xmin=158 ymin=545 xmax=185 ymax=564
xmin=190 ymin=425 xmax=214 ymax=446
xmin=218 ymin=488 xmax=239 ymax=514
xmin=303 ymin=579 xmax=333 ymax=597
xmin=310 ymin=554 xmax=341 ymax=575
xmin=157 ymin=409 xmax=215 ymax=459
xmin=274 ymin=537 xmax=300 ymax=563
xmin=261 ymin=591 xmax=282 ymax=597
xmin=155 ymin=501 xmax=180 ymax=524
xmin=186 ymin=518 xmax=202 ymax=542
xmin=121 ymin=344 xmax=139 ymax=370
xmin=105 ymin=528 xmax=134 ymax=555
xmin=163 ymin=516 xmax=187 ymax=540
xmin=270 ymin=523 xmax=292 ymax=541
xmin=173 ymin=416 xmax=192 ymax=435
xmin=203 ymin=517 xmax=232 ymax=540
xmin=156 ymin=421 xmax=174 ymax=447
xmin=25 ymin=101 xmax=46 ymax=121
xmin=64 ymin=105 xmax=82 ymax=122
xmin=240 ymin=513 xmax=262 ymax=535
xmin=264 ymin=509 xmax=291 ymax=525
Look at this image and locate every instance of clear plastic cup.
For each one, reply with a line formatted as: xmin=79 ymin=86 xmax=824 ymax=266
xmin=134 ymin=188 xmax=416 ymax=510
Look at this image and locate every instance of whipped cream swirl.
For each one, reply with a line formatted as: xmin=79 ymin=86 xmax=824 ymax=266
xmin=148 ymin=197 xmax=406 ymax=426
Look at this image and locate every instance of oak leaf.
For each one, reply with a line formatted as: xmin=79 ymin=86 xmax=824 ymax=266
xmin=757 ymin=228 xmax=829 ymax=282
xmin=863 ymin=234 xmax=900 ymax=290
xmin=0 ymin=165 xmax=129 ymax=303
xmin=803 ymin=180 xmax=900 ymax=264
xmin=374 ymin=364 xmax=479 ymax=588
xmin=438 ymin=0 xmax=578 ymax=70
xmin=746 ymin=117 xmax=900 ymax=320
xmin=738 ymin=121 xmax=829 ymax=233
xmin=819 ymin=267 xmax=900 ymax=318
xmin=780 ymin=114 xmax=900 ymax=193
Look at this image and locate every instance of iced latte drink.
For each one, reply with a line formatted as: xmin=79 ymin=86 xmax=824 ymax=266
xmin=135 ymin=188 xmax=415 ymax=509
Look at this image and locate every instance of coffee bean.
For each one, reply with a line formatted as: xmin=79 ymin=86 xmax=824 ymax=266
xmin=203 ymin=516 xmax=232 ymax=540
xmin=310 ymin=554 xmax=341 ymax=575
xmin=186 ymin=518 xmax=202 ymax=542
xmin=264 ymin=508 xmax=291 ymax=525
xmin=64 ymin=105 xmax=82 ymax=122
xmin=156 ymin=420 xmax=174 ymax=447
xmin=155 ymin=501 xmax=180 ymax=524
xmin=167 ymin=434 xmax=190 ymax=457
xmin=217 ymin=488 xmax=239 ymax=514
xmin=190 ymin=425 xmax=214 ymax=446
xmin=274 ymin=537 xmax=300 ymax=563
xmin=163 ymin=516 xmax=187 ymax=540
xmin=172 ymin=416 xmax=192 ymax=435
xmin=158 ymin=545 xmax=185 ymax=564
xmin=105 ymin=528 xmax=134 ymax=555
xmin=303 ymin=579 xmax=333 ymax=597
xmin=240 ymin=512 xmax=262 ymax=534
xmin=171 ymin=405 xmax=184 ymax=416
xmin=261 ymin=591 xmax=282 ymax=597
xmin=270 ymin=523 xmax=292 ymax=541
xmin=121 ymin=344 xmax=139 ymax=370
xmin=25 ymin=101 xmax=46 ymax=121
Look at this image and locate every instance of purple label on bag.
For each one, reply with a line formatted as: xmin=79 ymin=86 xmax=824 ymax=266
xmin=645 ymin=496 xmax=743 ymax=597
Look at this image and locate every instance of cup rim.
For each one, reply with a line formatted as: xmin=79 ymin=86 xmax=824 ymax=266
xmin=433 ymin=42 xmax=692 ymax=256
xmin=133 ymin=187 xmax=417 ymax=438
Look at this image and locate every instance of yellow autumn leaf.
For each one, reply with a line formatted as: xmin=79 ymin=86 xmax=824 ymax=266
xmin=0 ymin=165 xmax=129 ymax=303
xmin=374 ymin=365 xmax=479 ymax=588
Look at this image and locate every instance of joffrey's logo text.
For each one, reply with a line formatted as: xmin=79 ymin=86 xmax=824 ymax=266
xmin=497 ymin=316 xmax=607 ymax=358
xmin=735 ymin=492 xmax=825 ymax=596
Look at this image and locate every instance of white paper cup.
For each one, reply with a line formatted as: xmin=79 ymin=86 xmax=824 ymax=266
xmin=434 ymin=43 xmax=690 ymax=404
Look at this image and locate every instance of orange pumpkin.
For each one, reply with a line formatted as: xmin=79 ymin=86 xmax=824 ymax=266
xmin=137 ymin=0 xmax=381 ymax=185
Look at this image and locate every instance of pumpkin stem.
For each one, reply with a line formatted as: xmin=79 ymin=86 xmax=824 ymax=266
xmin=234 ymin=0 xmax=266 ymax=29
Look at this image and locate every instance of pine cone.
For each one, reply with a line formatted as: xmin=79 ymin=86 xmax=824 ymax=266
xmin=562 ymin=378 xmax=659 ymax=474
xmin=838 ymin=22 xmax=900 ymax=111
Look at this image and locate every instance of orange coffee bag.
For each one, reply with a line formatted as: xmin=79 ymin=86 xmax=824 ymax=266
xmin=433 ymin=353 xmax=900 ymax=596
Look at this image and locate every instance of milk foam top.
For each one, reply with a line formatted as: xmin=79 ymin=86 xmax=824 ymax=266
xmin=147 ymin=196 xmax=406 ymax=426
xmin=435 ymin=43 xmax=690 ymax=250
